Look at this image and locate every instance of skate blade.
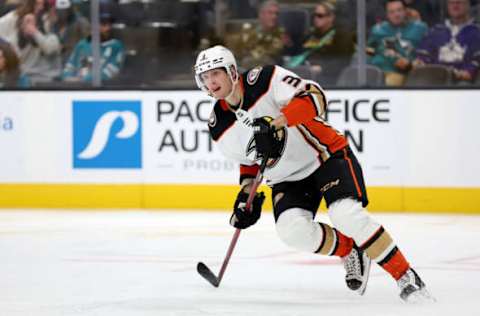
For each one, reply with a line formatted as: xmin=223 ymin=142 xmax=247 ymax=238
xmin=405 ymin=288 xmax=436 ymax=304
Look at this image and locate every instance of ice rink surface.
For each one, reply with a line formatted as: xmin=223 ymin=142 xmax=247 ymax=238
xmin=0 ymin=210 xmax=479 ymax=316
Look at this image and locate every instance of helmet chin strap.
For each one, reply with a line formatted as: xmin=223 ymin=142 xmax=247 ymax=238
xmin=225 ymin=79 xmax=238 ymax=101
xmin=225 ymin=70 xmax=239 ymax=102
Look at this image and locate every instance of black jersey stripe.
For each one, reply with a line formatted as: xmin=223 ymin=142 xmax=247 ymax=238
xmin=296 ymin=125 xmax=331 ymax=162
xmin=307 ymin=94 xmax=321 ymax=117
xmin=315 ymin=222 xmax=327 ymax=254
xmin=378 ymin=246 xmax=399 ymax=266
xmin=304 ymin=82 xmax=327 ymax=117
xmin=242 ymin=65 xmax=276 ymax=111
xmin=208 ymin=101 xmax=236 ymax=141
xmin=297 ymin=124 xmax=333 ymax=156
xmin=360 ymin=226 xmax=385 ymax=250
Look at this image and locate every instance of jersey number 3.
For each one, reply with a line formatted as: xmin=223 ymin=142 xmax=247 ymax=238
xmin=282 ymin=75 xmax=302 ymax=88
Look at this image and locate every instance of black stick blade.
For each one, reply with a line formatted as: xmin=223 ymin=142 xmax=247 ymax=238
xmin=197 ymin=262 xmax=219 ymax=287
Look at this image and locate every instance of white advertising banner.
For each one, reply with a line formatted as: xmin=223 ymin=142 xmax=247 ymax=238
xmin=0 ymin=90 xmax=479 ymax=187
xmin=142 ymin=91 xmax=236 ymax=184
xmin=0 ymin=93 xmax=23 ymax=178
xmin=323 ymin=90 xmax=407 ymax=186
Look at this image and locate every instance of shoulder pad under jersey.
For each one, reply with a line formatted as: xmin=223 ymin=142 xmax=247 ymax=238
xmin=241 ymin=65 xmax=276 ymax=111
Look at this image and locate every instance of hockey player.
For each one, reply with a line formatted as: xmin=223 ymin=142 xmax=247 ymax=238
xmin=194 ymin=45 xmax=431 ymax=302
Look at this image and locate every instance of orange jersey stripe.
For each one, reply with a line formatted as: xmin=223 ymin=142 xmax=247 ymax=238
xmin=332 ymin=229 xmax=354 ymax=257
xmin=240 ymin=164 xmax=259 ymax=177
xmin=343 ymin=148 xmax=362 ymax=198
xmin=380 ymin=248 xmax=410 ymax=280
xmin=219 ymin=99 xmax=229 ymax=111
xmin=300 ymin=119 xmax=347 ymax=155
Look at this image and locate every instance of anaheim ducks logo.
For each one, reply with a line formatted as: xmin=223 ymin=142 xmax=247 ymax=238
xmin=247 ymin=66 xmax=263 ymax=85
xmin=246 ymin=116 xmax=287 ymax=168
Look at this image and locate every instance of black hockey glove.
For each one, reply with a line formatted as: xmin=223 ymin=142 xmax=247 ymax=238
xmin=252 ymin=117 xmax=282 ymax=159
xmin=229 ymin=191 xmax=265 ymax=229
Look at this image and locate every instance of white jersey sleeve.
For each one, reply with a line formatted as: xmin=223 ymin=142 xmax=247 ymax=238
xmin=270 ymin=66 xmax=326 ymax=118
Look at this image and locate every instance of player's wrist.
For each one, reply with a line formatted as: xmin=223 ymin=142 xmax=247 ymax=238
xmin=271 ymin=114 xmax=288 ymax=129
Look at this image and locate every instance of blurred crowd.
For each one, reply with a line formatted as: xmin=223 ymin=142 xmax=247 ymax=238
xmin=1 ymin=0 xmax=480 ymax=88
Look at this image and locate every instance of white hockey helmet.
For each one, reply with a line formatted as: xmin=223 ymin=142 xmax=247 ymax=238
xmin=194 ymin=45 xmax=238 ymax=94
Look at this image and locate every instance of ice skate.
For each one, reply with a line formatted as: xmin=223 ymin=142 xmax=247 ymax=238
xmin=397 ymin=268 xmax=435 ymax=303
xmin=343 ymin=245 xmax=371 ymax=295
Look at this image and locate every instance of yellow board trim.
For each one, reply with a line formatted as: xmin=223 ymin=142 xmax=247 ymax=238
xmin=0 ymin=184 xmax=479 ymax=213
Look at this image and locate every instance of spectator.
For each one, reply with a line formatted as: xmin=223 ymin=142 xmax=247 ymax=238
xmin=62 ymin=12 xmax=125 ymax=83
xmin=404 ymin=0 xmax=441 ymax=26
xmin=49 ymin=0 xmax=90 ymax=63
xmin=0 ymin=38 xmax=29 ymax=87
xmin=0 ymin=0 xmax=62 ymax=84
xmin=367 ymin=0 xmax=428 ymax=86
xmin=415 ymin=0 xmax=480 ymax=84
xmin=287 ymin=1 xmax=355 ymax=85
xmin=367 ymin=0 xmax=441 ymax=28
xmin=225 ymin=0 xmax=291 ymax=69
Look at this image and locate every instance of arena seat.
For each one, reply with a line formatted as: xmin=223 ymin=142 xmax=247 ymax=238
xmin=336 ymin=65 xmax=385 ymax=87
xmin=405 ymin=65 xmax=453 ymax=86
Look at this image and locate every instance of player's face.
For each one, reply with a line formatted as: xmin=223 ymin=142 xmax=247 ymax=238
xmin=386 ymin=1 xmax=406 ymax=26
xmin=200 ymin=68 xmax=232 ymax=99
xmin=259 ymin=4 xmax=279 ymax=30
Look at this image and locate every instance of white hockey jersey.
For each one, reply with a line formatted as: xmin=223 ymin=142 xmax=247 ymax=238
xmin=208 ymin=65 xmax=348 ymax=185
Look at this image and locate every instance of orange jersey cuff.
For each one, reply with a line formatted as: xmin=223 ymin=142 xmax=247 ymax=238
xmin=281 ymin=96 xmax=317 ymax=127
xmin=239 ymin=164 xmax=259 ymax=184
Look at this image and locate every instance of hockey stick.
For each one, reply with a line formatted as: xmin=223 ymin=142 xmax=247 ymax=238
xmin=197 ymin=155 xmax=269 ymax=287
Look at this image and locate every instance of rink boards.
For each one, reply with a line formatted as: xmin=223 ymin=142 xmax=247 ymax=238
xmin=0 ymin=89 xmax=479 ymax=213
